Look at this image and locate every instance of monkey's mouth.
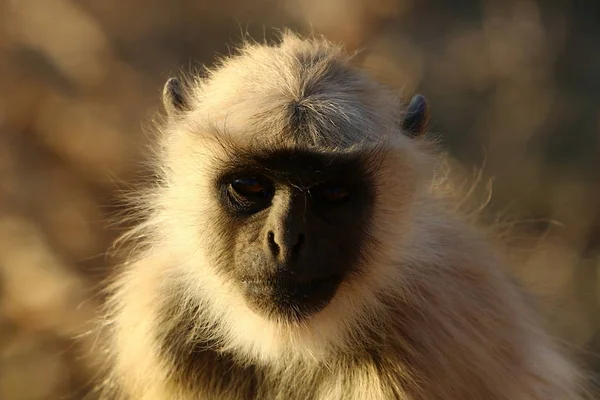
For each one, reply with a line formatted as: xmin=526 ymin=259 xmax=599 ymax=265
xmin=240 ymin=274 xmax=343 ymax=320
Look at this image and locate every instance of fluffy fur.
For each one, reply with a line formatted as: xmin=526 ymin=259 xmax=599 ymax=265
xmin=100 ymin=32 xmax=584 ymax=399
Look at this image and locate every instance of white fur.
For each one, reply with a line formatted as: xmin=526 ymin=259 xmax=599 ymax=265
xmin=101 ymin=32 xmax=586 ymax=399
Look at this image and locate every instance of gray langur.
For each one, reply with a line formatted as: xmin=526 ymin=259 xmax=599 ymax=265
xmin=101 ymin=32 xmax=584 ymax=399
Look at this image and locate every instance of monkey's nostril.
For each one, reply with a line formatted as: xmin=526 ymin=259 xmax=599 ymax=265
xmin=292 ymin=234 xmax=305 ymax=254
xmin=267 ymin=231 xmax=280 ymax=256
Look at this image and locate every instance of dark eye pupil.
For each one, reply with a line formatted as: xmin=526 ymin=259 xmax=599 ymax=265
xmin=323 ymin=186 xmax=349 ymax=202
xmin=231 ymin=177 xmax=270 ymax=198
xmin=312 ymin=183 xmax=350 ymax=205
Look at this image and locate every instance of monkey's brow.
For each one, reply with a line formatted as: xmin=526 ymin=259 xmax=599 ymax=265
xmin=222 ymin=145 xmax=382 ymax=177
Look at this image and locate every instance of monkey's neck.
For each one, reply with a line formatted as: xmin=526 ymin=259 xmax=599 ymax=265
xmin=152 ymin=290 xmax=414 ymax=399
xmin=146 ymin=278 xmax=506 ymax=400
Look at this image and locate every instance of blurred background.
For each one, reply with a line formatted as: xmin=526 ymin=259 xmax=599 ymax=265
xmin=0 ymin=0 xmax=599 ymax=398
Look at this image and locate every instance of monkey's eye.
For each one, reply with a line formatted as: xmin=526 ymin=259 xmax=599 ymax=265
xmin=226 ymin=176 xmax=274 ymax=213
xmin=231 ymin=177 xmax=271 ymax=198
xmin=310 ymin=182 xmax=351 ymax=205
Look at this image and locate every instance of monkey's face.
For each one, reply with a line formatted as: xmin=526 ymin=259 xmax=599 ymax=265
xmin=211 ymin=147 xmax=377 ymax=321
xmin=157 ymin=37 xmax=430 ymax=347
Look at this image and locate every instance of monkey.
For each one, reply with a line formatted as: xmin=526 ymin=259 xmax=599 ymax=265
xmin=100 ymin=32 xmax=585 ymax=399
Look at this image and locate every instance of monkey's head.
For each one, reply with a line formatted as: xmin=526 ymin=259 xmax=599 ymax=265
xmin=152 ymin=33 xmax=432 ymax=361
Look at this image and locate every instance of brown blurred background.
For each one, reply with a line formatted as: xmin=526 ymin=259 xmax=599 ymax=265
xmin=0 ymin=0 xmax=599 ymax=398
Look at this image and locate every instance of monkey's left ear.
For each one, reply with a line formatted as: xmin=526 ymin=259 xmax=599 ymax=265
xmin=162 ymin=77 xmax=189 ymax=117
xmin=402 ymin=94 xmax=429 ymax=138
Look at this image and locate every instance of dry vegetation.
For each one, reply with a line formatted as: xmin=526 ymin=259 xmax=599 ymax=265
xmin=0 ymin=0 xmax=598 ymax=398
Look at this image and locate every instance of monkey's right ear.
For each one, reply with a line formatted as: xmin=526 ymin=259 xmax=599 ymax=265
xmin=162 ymin=77 xmax=189 ymax=116
xmin=402 ymin=94 xmax=429 ymax=138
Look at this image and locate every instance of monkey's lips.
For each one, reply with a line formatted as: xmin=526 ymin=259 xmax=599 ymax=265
xmin=240 ymin=274 xmax=343 ymax=320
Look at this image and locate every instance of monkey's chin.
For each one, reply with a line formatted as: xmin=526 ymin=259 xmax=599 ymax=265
xmin=241 ymin=275 xmax=343 ymax=322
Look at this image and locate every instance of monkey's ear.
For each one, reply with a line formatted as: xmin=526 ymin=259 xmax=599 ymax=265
xmin=402 ymin=94 xmax=429 ymax=138
xmin=162 ymin=77 xmax=189 ymax=116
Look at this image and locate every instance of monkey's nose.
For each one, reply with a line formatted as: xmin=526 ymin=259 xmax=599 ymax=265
xmin=267 ymin=230 xmax=305 ymax=259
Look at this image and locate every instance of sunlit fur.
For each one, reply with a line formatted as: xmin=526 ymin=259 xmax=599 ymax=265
xmin=101 ymin=32 xmax=584 ymax=399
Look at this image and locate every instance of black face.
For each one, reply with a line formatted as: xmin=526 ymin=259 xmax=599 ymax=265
xmin=211 ymin=148 xmax=378 ymax=321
